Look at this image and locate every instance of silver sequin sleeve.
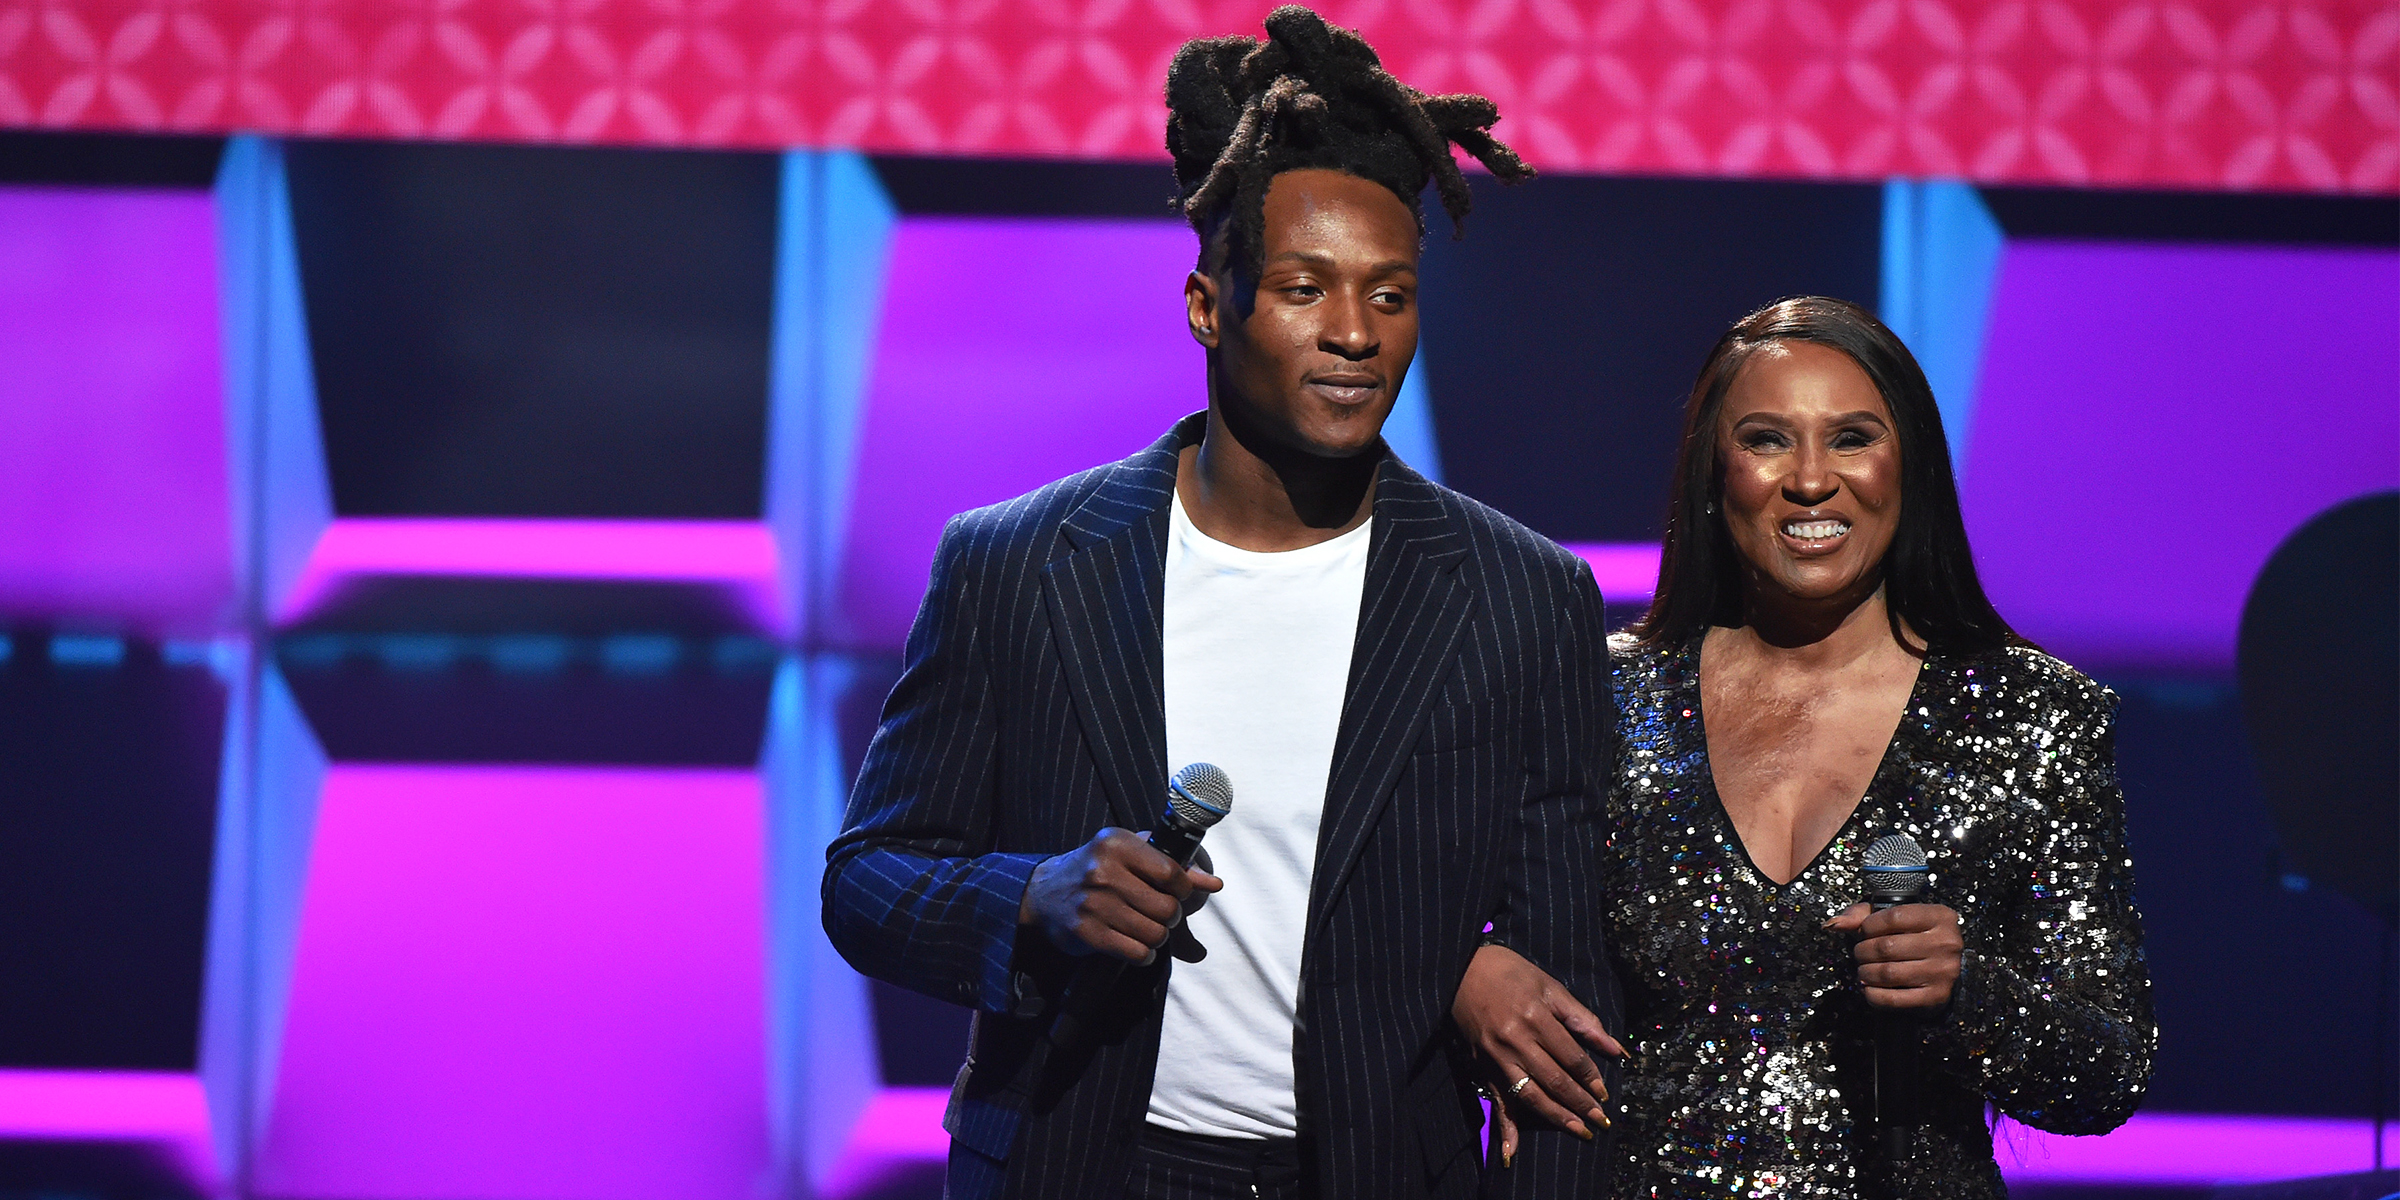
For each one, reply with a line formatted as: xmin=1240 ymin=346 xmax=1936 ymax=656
xmin=1930 ymin=676 xmax=2157 ymax=1135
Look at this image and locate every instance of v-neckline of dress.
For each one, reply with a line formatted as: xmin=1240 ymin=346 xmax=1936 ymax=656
xmin=1687 ymin=637 xmax=1933 ymax=891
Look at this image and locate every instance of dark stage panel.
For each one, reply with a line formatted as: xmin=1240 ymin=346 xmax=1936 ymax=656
xmin=284 ymin=139 xmax=780 ymax=519
xmin=289 ymin=575 xmax=769 ymax=637
xmin=2106 ymin=672 xmax=2397 ymax=1120
xmin=0 ymin=635 xmax=222 ymax=1070
xmin=1418 ymin=173 xmax=1885 ymax=545
xmin=276 ymin=577 xmax=779 ymax=765
xmin=0 ymin=130 xmax=225 ymax=188
xmin=1979 ymin=185 xmax=2400 ymax=247
xmin=870 ymin=155 xmax=1180 ymax=219
xmin=277 ymin=631 xmax=778 ymax=766
xmin=0 ymin=1139 xmax=212 ymax=1200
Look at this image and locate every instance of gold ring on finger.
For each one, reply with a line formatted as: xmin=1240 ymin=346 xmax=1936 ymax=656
xmin=1508 ymin=1075 xmax=1534 ymax=1097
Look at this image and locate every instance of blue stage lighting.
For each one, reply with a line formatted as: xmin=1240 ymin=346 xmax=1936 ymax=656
xmin=599 ymin=634 xmax=679 ymax=675
xmin=377 ymin=634 xmax=463 ymax=672
xmin=50 ymin=634 xmax=127 ymax=668
xmin=487 ymin=634 xmax=573 ymax=674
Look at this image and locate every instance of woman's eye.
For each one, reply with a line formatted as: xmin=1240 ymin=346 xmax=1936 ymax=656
xmin=1832 ymin=430 xmax=1874 ymax=449
xmin=1742 ymin=431 xmax=1790 ymax=450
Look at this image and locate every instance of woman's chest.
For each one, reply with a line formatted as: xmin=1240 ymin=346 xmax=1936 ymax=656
xmin=1700 ymin=664 xmax=1918 ymax=885
xmin=1604 ymin=702 xmax=2025 ymax=1005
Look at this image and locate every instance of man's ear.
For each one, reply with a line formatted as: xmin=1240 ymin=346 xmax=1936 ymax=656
xmin=1186 ymin=270 xmax=1220 ymax=349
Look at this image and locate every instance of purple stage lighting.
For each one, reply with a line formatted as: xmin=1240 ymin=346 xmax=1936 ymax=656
xmin=821 ymin=1090 xmax=2400 ymax=1194
xmin=0 ymin=186 xmax=233 ymax=636
xmin=837 ymin=217 xmax=1207 ymax=652
xmin=279 ymin=518 xmax=787 ymax=633
xmin=1962 ymin=240 xmax=2399 ymax=669
xmin=0 ymin=1069 xmax=218 ymax=1193
xmin=253 ymin=765 xmax=772 ymax=1200
xmin=820 ymin=1087 xmax=952 ymax=1200
xmin=1561 ymin=543 xmax=1665 ymax=605
xmin=1996 ymin=1111 xmax=2400 ymax=1186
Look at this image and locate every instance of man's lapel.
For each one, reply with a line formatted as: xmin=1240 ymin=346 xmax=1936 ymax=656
xmin=1037 ymin=416 xmax=1199 ymax=832
xmin=1038 ymin=424 xmax=1475 ymax=887
xmin=1308 ymin=461 xmax=1475 ymax=935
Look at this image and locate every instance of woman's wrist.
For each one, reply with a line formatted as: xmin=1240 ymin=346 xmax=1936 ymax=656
xmin=1932 ymin=946 xmax=1991 ymax=1052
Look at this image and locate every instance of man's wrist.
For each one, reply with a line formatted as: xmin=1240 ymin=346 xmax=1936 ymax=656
xmin=1016 ymin=853 xmax=1055 ymax=926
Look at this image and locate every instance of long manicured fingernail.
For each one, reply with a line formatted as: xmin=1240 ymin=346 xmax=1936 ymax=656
xmin=1590 ymin=1107 xmax=1610 ymax=1128
xmin=1569 ymin=1120 xmax=1592 ymax=1140
xmin=1501 ymin=1147 xmax=1513 ymax=1168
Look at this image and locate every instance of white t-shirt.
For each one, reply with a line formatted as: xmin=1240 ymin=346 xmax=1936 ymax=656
xmin=1146 ymin=490 xmax=1371 ymax=1139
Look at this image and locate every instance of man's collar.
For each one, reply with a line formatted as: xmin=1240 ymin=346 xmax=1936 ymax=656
xmin=1061 ymin=409 xmax=1457 ymax=559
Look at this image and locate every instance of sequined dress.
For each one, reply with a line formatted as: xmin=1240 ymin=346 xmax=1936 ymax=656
xmin=1599 ymin=636 xmax=2156 ymax=1199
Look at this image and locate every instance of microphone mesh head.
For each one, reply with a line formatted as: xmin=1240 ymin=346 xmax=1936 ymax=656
xmin=1862 ymin=832 xmax=1927 ymax=871
xmin=1167 ymin=763 xmax=1234 ymax=830
xmin=1861 ymin=832 xmax=1930 ymax=905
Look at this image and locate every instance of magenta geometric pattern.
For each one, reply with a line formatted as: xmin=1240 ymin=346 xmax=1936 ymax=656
xmin=2 ymin=0 xmax=2393 ymax=193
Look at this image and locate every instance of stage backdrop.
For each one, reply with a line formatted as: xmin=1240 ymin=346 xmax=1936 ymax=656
xmin=1 ymin=0 xmax=2395 ymax=193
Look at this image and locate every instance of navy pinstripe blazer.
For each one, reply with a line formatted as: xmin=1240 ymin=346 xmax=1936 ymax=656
xmin=824 ymin=414 xmax=1618 ymax=1199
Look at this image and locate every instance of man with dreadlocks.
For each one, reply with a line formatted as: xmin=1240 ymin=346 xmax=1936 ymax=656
xmin=825 ymin=7 xmax=1620 ymax=1198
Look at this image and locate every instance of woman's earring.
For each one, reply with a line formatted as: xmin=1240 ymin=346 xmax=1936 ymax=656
xmin=1704 ymin=501 xmax=1717 ymax=515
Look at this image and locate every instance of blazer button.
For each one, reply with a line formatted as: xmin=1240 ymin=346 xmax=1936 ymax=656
xmin=1010 ymin=972 xmax=1046 ymax=1018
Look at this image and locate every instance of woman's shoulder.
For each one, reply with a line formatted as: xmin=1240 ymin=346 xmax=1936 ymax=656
xmin=1606 ymin=631 xmax=1698 ymax=697
xmin=1942 ymin=642 xmax=2120 ymax=738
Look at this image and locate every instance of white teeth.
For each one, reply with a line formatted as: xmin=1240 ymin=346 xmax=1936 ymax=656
xmin=1783 ymin=520 xmax=1849 ymax=540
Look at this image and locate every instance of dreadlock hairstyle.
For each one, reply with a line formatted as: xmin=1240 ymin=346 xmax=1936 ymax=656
xmin=1165 ymin=5 xmax=1534 ymax=279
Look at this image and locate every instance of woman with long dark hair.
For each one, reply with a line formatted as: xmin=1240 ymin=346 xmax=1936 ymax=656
xmin=1459 ymin=297 xmax=2156 ymax=1197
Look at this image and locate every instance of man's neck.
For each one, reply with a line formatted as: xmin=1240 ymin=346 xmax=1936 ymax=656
xmin=1175 ymin=406 xmax=1379 ymax=553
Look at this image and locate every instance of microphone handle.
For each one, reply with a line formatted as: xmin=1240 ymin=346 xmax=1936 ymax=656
xmin=1869 ymin=891 xmax=1921 ymax=1165
xmin=1151 ymin=822 xmax=1204 ymax=868
xmin=1874 ymin=1002 xmax=1918 ymax=1162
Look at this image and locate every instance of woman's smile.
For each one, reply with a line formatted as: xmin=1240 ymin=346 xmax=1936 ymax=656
xmin=1778 ymin=513 xmax=1852 ymax=553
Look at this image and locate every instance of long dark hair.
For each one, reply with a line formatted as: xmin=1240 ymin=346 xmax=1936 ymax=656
xmin=1630 ymin=296 xmax=2020 ymax=655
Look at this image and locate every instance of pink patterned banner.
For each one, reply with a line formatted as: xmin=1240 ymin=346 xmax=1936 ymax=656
xmin=1 ymin=0 xmax=2392 ymax=192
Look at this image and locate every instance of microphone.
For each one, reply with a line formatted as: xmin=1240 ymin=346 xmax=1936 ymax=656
xmin=1152 ymin=762 xmax=1234 ymax=869
xmin=1044 ymin=764 xmax=1235 ymax=1054
xmin=1862 ymin=831 xmax=1930 ymax=1165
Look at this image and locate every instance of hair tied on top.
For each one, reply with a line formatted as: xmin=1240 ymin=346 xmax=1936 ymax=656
xmin=1264 ymin=4 xmax=1338 ymax=66
xmin=1164 ymin=4 xmax=1534 ymax=277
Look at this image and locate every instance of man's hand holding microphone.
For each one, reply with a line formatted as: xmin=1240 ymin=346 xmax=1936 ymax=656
xmin=1019 ymin=827 xmax=1222 ymax=964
